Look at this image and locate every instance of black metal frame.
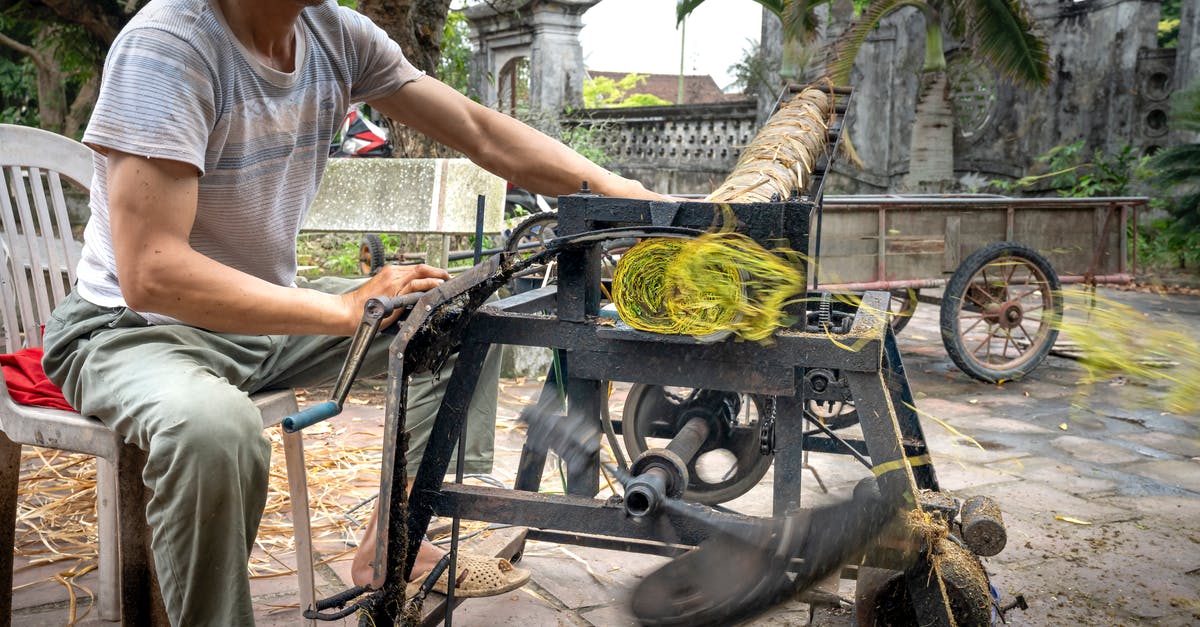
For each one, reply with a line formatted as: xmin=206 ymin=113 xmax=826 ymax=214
xmin=347 ymin=85 xmax=960 ymax=626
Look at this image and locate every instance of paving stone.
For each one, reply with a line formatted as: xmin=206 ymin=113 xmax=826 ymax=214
xmin=1050 ymin=435 xmax=1150 ymax=465
xmin=933 ymin=456 xmax=1023 ymax=492
xmin=1120 ymin=431 xmax=1200 ymax=459
xmin=987 ymin=456 xmax=1118 ymax=497
xmin=579 ymin=602 xmax=641 ymax=626
xmin=518 ymin=541 xmax=665 ymax=610
xmin=1124 ymin=459 xmax=1200 ymax=494
xmin=959 ymin=415 xmax=1056 ymax=435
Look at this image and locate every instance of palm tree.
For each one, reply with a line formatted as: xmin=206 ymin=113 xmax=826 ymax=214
xmin=830 ymin=0 xmax=1049 ymax=190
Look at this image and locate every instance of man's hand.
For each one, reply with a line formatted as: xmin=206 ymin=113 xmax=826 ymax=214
xmin=336 ymin=264 xmax=450 ymax=334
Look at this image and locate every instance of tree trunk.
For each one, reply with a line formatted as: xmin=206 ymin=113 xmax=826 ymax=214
xmin=64 ymin=72 xmax=100 ymax=138
xmin=904 ymin=70 xmax=955 ymax=191
xmin=0 ymin=29 xmax=68 ymax=134
xmin=357 ymin=0 xmax=454 ymax=158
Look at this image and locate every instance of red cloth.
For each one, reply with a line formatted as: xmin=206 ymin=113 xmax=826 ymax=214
xmin=0 ymin=347 xmax=74 ymax=411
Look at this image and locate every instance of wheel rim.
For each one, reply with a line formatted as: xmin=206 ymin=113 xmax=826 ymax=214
xmin=888 ymin=288 xmax=919 ymax=334
xmin=804 ymin=399 xmax=859 ymax=431
xmin=954 ymin=254 xmax=1056 ymax=374
xmin=621 ymin=384 xmax=772 ymax=505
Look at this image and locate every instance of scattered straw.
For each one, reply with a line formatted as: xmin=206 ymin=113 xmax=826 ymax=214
xmin=13 ymin=383 xmax=626 ymax=603
xmin=1055 ymin=289 xmax=1200 ymax=416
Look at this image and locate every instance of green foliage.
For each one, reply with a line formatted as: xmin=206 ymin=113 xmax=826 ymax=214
xmin=992 ymin=140 xmax=1148 ymax=198
xmin=728 ymin=38 xmax=773 ymax=95
xmin=1137 ymin=217 xmax=1200 ymax=271
xmin=438 ymin=10 xmax=470 ymax=94
xmin=561 ymin=120 xmax=613 ymax=169
xmin=323 ymin=238 xmax=365 ymax=276
xmin=583 ymin=73 xmax=671 ymax=108
xmin=1159 ymin=0 xmax=1181 ymax=48
xmin=1147 ymin=82 xmax=1200 ymax=230
xmin=0 ymin=56 xmax=37 ymax=126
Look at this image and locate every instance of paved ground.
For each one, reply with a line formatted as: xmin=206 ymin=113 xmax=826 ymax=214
xmin=11 ymin=286 xmax=1200 ymax=625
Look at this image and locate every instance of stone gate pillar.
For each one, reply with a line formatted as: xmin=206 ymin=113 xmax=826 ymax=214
xmin=465 ymin=0 xmax=600 ymax=114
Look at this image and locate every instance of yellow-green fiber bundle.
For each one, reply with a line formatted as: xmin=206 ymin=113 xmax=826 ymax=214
xmin=612 ymin=233 xmax=806 ymax=342
xmin=1057 ymin=290 xmax=1200 ymax=416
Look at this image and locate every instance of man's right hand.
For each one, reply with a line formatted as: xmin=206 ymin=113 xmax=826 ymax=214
xmin=336 ymin=264 xmax=450 ymax=334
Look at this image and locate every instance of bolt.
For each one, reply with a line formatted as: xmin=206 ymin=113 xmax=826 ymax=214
xmin=999 ymin=594 xmax=1028 ymax=614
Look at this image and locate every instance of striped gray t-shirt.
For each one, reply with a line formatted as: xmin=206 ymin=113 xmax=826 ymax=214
xmin=78 ymin=0 xmax=423 ymax=323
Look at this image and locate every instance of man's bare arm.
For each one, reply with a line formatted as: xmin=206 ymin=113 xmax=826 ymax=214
xmin=368 ymin=77 xmax=669 ymax=200
xmin=107 ymin=150 xmax=446 ymax=336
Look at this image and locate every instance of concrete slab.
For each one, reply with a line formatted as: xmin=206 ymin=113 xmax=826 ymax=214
xmin=1050 ymin=435 xmax=1151 ymax=465
xmin=1124 ymin=459 xmax=1200 ymax=494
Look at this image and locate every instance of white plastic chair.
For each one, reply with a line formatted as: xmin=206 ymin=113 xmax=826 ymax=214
xmin=0 ymin=124 xmax=316 ymax=624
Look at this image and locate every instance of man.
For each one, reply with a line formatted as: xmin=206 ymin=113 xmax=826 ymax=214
xmin=40 ymin=0 xmax=664 ymax=624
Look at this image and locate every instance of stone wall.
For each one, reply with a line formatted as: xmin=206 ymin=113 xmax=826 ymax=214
xmin=568 ymin=100 xmax=758 ymax=195
xmin=592 ymin=0 xmax=1191 ymax=196
xmin=814 ymin=0 xmax=1184 ymax=193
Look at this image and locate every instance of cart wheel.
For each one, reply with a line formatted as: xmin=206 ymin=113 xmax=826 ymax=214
xmin=622 ymin=384 xmax=773 ymax=505
xmin=940 ymin=242 xmax=1061 ymax=383
xmin=888 ymin=288 xmax=919 ymax=335
xmin=359 ymin=233 xmax=386 ymax=276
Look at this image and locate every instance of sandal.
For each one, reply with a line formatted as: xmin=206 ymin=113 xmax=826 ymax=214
xmin=405 ymin=553 xmax=531 ymax=599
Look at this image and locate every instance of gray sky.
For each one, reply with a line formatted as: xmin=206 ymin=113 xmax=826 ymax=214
xmin=578 ymin=0 xmax=764 ymax=91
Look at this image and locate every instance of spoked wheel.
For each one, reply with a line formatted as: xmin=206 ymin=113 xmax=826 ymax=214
xmin=940 ymin=242 xmax=1062 ymax=383
xmin=888 ymin=288 xmax=919 ymax=335
xmin=621 ymin=384 xmax=773 ymax=505
xmin=504 ymin=212 xmax=558 ymax=290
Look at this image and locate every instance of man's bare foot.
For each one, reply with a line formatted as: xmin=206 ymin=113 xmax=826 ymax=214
xmin=350 ymin=506 xmax=445 ymax=587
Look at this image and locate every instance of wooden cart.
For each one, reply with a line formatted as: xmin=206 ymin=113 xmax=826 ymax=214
xmin=811 ymin=194 xmax=1146 ymax=383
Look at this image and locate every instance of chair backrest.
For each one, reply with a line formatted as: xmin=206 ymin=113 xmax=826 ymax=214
xmin=0 ymin=124 xmax=94 ymax=352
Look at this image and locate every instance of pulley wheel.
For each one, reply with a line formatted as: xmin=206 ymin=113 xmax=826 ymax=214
xmin=622 ymin=384 xmax=773 ymax=505
xmin=804 ymin=399 xmax=859 ymax=431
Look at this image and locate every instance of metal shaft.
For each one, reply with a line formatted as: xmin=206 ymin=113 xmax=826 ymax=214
xmin=625 ymin=417 xmax=710 ymax=517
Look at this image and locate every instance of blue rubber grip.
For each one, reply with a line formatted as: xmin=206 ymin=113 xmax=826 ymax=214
xmin=282 ymin=401 xmax=341 ymax=433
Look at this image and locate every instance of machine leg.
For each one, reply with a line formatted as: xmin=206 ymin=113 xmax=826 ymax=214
xmin=564 ymin=369 xmax=602 ymax=497
xmin=844 ymin=368 xmax=955 ymax=627
xmin=882 ymin=329 xmax=939 ymax=491
xmin=772 ymin=395 xmax=806 ymax=516
xmin=401 ymin=340 xmax=492 ymax=585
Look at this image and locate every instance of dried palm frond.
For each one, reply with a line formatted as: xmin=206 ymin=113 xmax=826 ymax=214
xmin=707 ymin=86 xmax=835 ymax=202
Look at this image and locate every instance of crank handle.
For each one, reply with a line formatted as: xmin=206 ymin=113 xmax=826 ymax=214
xmin=282 ymin=291 xmax=425 ymax=433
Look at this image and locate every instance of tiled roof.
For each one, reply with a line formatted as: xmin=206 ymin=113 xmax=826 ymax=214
xmin=586 ymin=70 xmax=744 ymax=105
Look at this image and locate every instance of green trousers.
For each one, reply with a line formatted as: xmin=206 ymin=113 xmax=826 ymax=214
xmin=41 ymin=277 xmax=500 ymax=626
